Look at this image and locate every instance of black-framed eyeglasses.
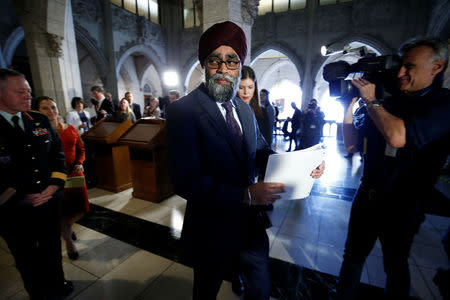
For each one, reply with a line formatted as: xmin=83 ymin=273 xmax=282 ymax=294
xmin=206 ymin=57 xmax=241 ymax=70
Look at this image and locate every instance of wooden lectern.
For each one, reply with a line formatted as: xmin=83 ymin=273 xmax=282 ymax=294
xmin=82 ymin=118 xmax=133 ymax=192
xmin=119 ymin=118 xmax=173 ymax=202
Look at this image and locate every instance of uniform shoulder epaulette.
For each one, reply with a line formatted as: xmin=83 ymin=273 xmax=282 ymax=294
xmin=28 ymin=110 xmax=46 ymax=115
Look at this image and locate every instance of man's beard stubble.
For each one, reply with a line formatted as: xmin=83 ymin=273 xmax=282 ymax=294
xmin=205 ymin=72 xmax=239 ymax=103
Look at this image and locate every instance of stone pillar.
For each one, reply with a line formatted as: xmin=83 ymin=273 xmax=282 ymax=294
xmin=13 ymin=0 xmax=82 ymax=115
xmin=102 ymin=0 xmax=119 ymax=100
xmin=202 ymin=0 xmax=258 ymax=64
xmin=300 ymin=0 xmax=318 ymax=110
xmin=160 ymin=0 xmax=184 ymax=95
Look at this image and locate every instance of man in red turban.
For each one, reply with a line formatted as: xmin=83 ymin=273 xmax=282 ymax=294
xmin=167 ymin=20 xmax=324 ymax=300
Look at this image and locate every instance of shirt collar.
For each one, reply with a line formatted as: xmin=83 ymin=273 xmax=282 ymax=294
xmin=0 ymin=110 xmax=22 ymax=122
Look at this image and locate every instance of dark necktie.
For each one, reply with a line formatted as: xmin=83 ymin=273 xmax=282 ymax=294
xmin=11 ymin=115 xmax=22 ymax=131
xmin=221 ymin=101 xmax=243 ymax=145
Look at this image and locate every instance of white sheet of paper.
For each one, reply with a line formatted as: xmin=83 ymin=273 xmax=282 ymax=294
xmin=264 ymin=143 xmax=325 ymax=200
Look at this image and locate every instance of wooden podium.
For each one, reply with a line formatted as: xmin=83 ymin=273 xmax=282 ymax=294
xmin=119 ymin=118 xmax=173 ymax=202
xmin=82 ymin=118 xmax=133 ymax=192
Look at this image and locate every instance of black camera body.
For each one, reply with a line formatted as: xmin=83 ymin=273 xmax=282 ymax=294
xmin=323 ymin=54 xmax=401 ymax=103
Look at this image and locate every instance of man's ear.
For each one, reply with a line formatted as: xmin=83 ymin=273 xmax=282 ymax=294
xmin=432 ymin=59 xmax=445 ymax=76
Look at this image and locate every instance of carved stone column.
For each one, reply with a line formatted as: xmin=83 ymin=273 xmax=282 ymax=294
xmin=13 ymin=0 xmax=82 ymax=115
xmin=202 ymin=0 xmax=259 ymax=64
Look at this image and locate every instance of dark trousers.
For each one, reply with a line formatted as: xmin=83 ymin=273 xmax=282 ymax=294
xmin=0 ymin=195 xmax=65 ymax=298
xmin=193 ymin=224 xmax=271 ymax=300
xmin=336 ymin=187 xmax=422 ymax=300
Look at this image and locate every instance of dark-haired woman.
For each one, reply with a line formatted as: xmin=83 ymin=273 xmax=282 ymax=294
xmin=237 ymin=66 xmax=274 ymax=146
xmin=37 ymin=96 xmax=89 ymax=260
xmin=66 ymin=97 xmax=91 ymax=135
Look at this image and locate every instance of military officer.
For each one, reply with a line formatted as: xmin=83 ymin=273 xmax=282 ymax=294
xmin=0 ymin=68 xmax=73 ymax=300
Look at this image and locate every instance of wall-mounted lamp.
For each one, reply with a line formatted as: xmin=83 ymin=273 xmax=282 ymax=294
xmin=163 ymin=71 xmax=179 ymax=87
xmin=321 ymin=44 xmax=368 ymax=57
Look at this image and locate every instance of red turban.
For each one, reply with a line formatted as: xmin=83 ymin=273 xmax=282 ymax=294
xmin=198 ymin=21 xmax=247 ymax=68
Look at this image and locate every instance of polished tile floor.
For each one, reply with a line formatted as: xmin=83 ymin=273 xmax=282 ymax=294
xmin=1 ymin=136 xmax=448 ymax=300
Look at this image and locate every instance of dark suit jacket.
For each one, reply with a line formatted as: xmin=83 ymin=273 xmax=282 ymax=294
xmin=97 ymin=99 xmax=115 ymax=119
xmin=166 ymin=84 xmax=271 ymax=265
xmin=131 ymin=103 xmax=142 ymax=119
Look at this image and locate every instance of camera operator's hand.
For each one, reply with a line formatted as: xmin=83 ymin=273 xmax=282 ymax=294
xmin=351 ymin=78 xmax=376 ymax=103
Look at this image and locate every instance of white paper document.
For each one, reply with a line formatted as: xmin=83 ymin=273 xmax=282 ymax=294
xmin=264 ymin=143 xmax=326 ymax=200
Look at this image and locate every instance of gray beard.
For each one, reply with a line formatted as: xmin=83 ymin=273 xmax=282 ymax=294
xmin=205 ymin=72 xmax=238 ymax=103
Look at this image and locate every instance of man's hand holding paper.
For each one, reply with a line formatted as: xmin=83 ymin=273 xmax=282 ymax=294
xmin=264 ymin=144 xmax=326 ymax=200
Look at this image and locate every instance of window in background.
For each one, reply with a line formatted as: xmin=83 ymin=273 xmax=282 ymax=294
xmin=290 ymin=0 xmax=306 ymax=9
xmin=123 ymin=0 xmax=136 ymax=13
xmin=111 ymin=0 xmax=159 ymax=24
xmin=183 ymin=0 xmax=200 ymax=28
xmin=149 ymin=0 xmax=159 ymax=24
xmin=320 ymin=0 xmax=352 ymax=5
xmin=111 ymin=0 xmax=122 ymax=7
xmin=137 ymin=0 xmax=149 ymax=19
xmin=258 ymin=0 xmax=309 ymax=15
xmin=274 ymin=0 xmax=289 ymax=13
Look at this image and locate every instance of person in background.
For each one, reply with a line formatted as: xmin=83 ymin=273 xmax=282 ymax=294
xmin=0 ymin=68 xmax=73 ymax=299
xmin=105 ymin=92 xmax=119 ymax=112
xmin=36 ymin=96 xmax=89 ymax=262
xmin=91 ymin=85 xmax=114 ymax=122
xmin=299 ymin=98 xmax=325 ymax=149
xmin=115 ymin=98 xmax=136 ymax=123
xmin=169 ymin=89 xmax=181 ymax=104
xmin=237 ymin=66 xmax=274 ymax=147
xmin=124 ymin=91 xmax=142 ymax=120
xmin=66 ymin=97 xmax=91 ymax=135
xmin=144 ymin=97 xmax=161 ymax=118
xmin=259 ymin=89 xmax=275 ymax=146
xmin=287 ymin=102 xmax=302 ymax=151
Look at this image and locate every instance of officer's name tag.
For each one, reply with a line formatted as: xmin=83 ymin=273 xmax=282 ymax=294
xmin=384 ymin=144 xmax=398 ymax=157
xmin=32 ymin=128 xmax=49 ymax=136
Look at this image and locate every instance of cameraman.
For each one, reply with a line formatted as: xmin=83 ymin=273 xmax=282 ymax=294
xmin=300 ymin=99 xmax=325 ymax=149
xmin=335 ymin=37 xmax=450 ymax=300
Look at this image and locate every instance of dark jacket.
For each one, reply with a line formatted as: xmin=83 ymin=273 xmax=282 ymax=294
xmin=166 ymin=84 xmax=271 ymax=264
xmin=0 ymin=110 xmax=66 ymax=207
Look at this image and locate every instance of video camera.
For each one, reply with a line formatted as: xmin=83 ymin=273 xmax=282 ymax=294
xmin=323 ymin=53 xmax=401 ymax=103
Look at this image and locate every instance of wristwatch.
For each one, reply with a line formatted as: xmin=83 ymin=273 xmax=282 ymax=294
xmin=366 ymin=99 xmax=383 ymax=109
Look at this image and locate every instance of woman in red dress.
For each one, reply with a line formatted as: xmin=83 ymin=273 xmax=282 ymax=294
xmin=36 ymin=96 xmax=89 ymax=260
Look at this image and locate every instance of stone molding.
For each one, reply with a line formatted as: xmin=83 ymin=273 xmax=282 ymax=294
xmin=72 ymin=0 xmax=102 ymax=24
xmin=46 ymin=33 xmax=64 ymax=58
xmin=242 ymin=0 xmax=259 ymax=25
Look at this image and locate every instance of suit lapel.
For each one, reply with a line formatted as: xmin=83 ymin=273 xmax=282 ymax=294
xmin=234 ymin=98 xmax=255 ymax=156
xmin=196 ymin=85 xmax=245 ymax=159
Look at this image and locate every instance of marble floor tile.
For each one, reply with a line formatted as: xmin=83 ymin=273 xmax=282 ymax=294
xmin=426 ymin=214 xmax=450 ymax=234
xmin=159 ymin=194 xmax=187 ymax=208
xmin=137 ymin=262 xmax=194 ymax=300
xmin=71 ymin=236 xmax=139 ymax=278
xmin=280 ymin=215 xmax=320 ymax=242
xmin=410 ymin=243 xmax=448 ymax=269
xmin=63 ymin=261 xmax=99 ymax=300
xmin=414 ymin=220 xmax=446 ymax=246
xmin=409 ymin=264 xmax=438 ymax=300
xmin=314 ymin=243 xmax=344 ymax=276
xmin=365 ymin=255 xmax=386 ymax=288
xmin=73 ymin=250 xmax=173 ymax=300
xmin=267 ymin=226 xmax=280 ymax=250
xmin=0 ymin=236 xmax=10 ymax=253
xmin=0 ymin=265 xmax=25 ymax=300
xmin=153 ymin=206 xmax=186 ymax=231
xmin=270 ymin=234 xmax=317 ymax=270
xmin=7 ymin=289 xmax=28 ymax=300
xmin=123 ymin=202 xmax=173 ymax=223
xmin=0 ymin=247 xmax=15 ymax=267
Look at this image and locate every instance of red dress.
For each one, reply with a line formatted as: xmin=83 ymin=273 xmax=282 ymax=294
xmin=57 ymin=124 xmax=89 ymax=215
